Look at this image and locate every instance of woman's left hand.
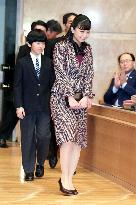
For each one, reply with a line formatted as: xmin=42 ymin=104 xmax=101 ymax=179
xmin=79 ymin=96 xmax=88 ymax=108
xmin=87 ymin=98 xmax=92 ymax=109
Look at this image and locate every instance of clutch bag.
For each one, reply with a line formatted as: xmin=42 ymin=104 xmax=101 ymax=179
xmin=65 ymin=92 xmax=83 ymax=107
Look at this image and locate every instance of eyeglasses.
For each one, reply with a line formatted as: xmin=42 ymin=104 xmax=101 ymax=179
xmin=120 ymin=59 xmax=133 ymax=64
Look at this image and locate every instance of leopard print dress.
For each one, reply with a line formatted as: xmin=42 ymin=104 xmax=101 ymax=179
xmin=50 ymin=40 xmax=94 ymax=148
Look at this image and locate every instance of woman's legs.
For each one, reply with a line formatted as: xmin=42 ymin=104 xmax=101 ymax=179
xmin=60 ymin=141 xmax=73 ymax=189
xmin=60 ymin=141 xmax=81 ymax=190
xmin=68 ymin=144 xmax=81 ymax=189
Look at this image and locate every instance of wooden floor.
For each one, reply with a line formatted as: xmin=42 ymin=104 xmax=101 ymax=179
xmin=0 ymin=143 xmax=136 ymax=205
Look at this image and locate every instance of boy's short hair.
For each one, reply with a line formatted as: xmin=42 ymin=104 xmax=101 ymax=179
xmin=26 ymin=29 xmax=47 ymax=45
xmin=31 ymin=20 xmax=47 ymax=31
xmin=46 ymin=19 xmax=62 ymax=33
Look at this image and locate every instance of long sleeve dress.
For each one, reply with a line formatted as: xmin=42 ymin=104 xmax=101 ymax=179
xmin=50 ymin=40 xmax=94 ymax=148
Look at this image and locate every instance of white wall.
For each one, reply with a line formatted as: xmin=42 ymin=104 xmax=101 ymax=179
xmin=22 ymin=0 xmax=136 ymax=103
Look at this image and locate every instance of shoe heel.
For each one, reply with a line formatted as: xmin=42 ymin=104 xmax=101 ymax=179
xmin=58 ymin=178 xmax=74 ymax=196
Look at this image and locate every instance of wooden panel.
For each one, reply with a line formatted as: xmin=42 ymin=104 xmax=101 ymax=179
xmin=80 ymin=104 xmax=136 ymax=193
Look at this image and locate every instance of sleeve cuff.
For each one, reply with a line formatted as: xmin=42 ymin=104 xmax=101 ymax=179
xmin=121 ymin=82 xmax=127 ymax=89
xmin=112 ymin=86 xmax=119 ymax=93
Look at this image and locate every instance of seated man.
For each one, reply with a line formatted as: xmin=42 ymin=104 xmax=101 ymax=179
xmin=104 ymin=52 xmax=136 ymax=107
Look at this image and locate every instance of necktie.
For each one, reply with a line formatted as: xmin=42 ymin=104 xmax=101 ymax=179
xmin=35 ymin=58 xmax=40 ymax=78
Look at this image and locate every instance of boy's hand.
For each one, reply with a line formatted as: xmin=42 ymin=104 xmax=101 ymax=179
xmin=16 ymin=107 xmax=25 ymax=119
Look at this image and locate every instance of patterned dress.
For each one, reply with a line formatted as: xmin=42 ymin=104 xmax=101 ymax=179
xmin=50 ymin=40 xmax=94 ymax=148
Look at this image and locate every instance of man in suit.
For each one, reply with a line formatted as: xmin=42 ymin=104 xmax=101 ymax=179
xmin=0 ymin=20 xmax=48 ymax=148
xmin=104 ymin=52 xmax=136 ymax=106
xmin=14 ymin=29 xmax=55 ymax=181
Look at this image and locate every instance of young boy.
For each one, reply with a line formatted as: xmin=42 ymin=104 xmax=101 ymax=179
xmin=14 ymin=29 xmax=55 ymax=181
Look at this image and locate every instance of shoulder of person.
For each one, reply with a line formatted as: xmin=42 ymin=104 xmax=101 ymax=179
xmin=85 ymin=43 xmax=92 ymax=51
xmin=18 ymin=54 xmax=31 ymax=65
xmin=54 ymin=38 xmax=67 ymax=50
xmin=42 ymin=55 xmax=52 ymax=64
xmin=131 ymin=69 xmax=136 ymax=75
xmin=19 ymin=43 xmax=29 ymax=50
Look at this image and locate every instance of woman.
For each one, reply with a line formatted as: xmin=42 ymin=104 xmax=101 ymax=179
xmin=50 ymin=14 xmax=94 ymax=195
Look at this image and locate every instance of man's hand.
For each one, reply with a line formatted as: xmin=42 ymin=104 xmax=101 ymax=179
xmin=114 ymin=72 xmax=121 ymax=88
xmin=131 ymin=95 xmax=136 ymax=103
xmin=120 ymin=70 xmax=127 ymax=85
xmin=16 ymin=107 xmax=25 ymax=119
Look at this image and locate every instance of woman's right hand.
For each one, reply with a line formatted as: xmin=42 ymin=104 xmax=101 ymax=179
xmin=68 ymin=96 xmax=80 ymax=109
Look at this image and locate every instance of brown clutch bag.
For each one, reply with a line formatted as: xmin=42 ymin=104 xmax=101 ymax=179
xmin=65 ymin=92 xmax=83 ymax=107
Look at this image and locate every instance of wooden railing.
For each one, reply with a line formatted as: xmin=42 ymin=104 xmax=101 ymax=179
xmin=79 ymin=104 xmax=136 ymax=193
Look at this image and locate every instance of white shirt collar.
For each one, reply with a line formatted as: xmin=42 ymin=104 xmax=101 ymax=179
xmin=30 ymin=52 xmax=41 ymax=68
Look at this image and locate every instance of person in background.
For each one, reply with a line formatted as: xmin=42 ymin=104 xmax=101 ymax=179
xmin=50 ymin=14 xmax=94 ymax=195
xmin=0 ymin=20 xmax=48 ymax=148
xmin=17 ymin=19 xmax=62 ymax=61
xmin=45 ymin=13 xmax=77 ymax=60
xmin=14 ymin=29 xmax=55 ymax=181
xmin=63 ymin=12 xmax=78 ymax=35
xmin=46 ymin=19 xmax=62 ymax=40
xmin=104 ymin=52 xmax=136 ymax=107
xmin=16 ymin=20 xmax=47 ymax=60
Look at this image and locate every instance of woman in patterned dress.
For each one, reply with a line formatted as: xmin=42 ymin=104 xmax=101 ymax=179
xmin=50 ymin=14 xmax=94 ymax=195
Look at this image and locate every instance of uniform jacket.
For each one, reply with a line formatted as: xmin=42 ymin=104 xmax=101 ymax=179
xmin=14 ymin=54 xmax=55 ymax=114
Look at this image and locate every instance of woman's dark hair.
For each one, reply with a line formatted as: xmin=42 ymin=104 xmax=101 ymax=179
xmin=66 ymin=14 xmax=91 ymax=55
xmin=66 ymin=14 xmax=91 ymax=39
xmin=118 ymin=52 xmax=135 ymax=63
xmin=31 ymin=20 xmax=47 ymax=31
xmin=71 ymin=14 xmax=91 ymax=30
xmin=63 ymin=12 xmax=77 ymax=25
xmin=26 ymin=29 xmax=47 ymax=45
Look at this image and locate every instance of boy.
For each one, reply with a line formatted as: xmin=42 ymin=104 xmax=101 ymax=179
xmin=14 ymin=29 xmax=55 ymax=181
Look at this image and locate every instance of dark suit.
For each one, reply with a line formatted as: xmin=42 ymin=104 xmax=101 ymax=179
xmin=14 ymin=54 xmax=55 ymax=172
xmin=16 ymin=41 xmax=61 ymax=163
xmin=104 ymin=69 xmax=136 ymax=106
